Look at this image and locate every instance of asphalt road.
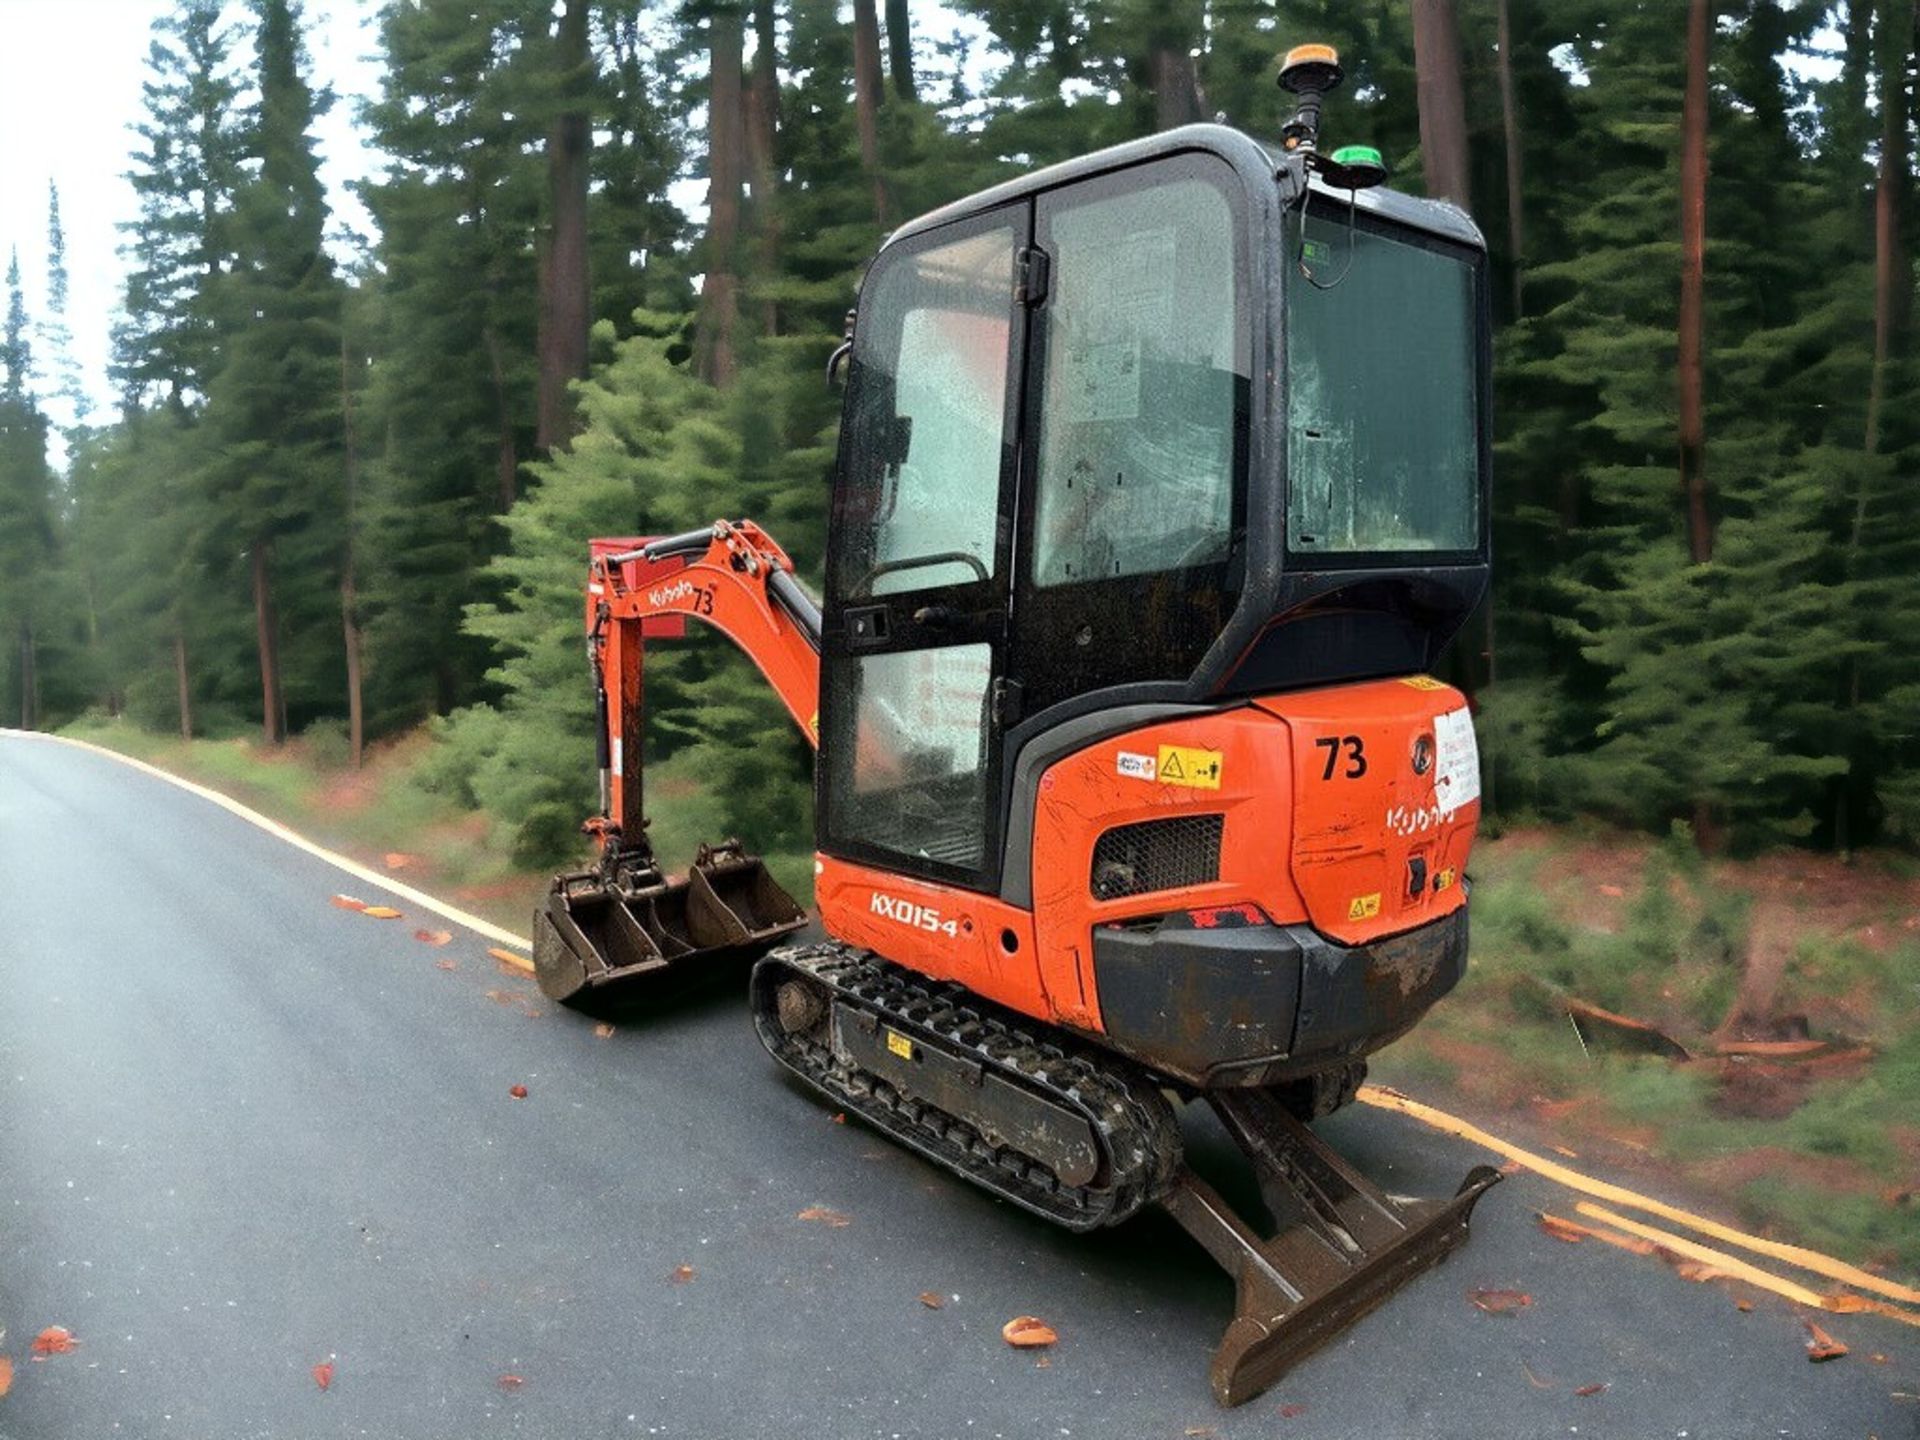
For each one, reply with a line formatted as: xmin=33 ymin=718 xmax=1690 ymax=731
xmin=1 ymin=732 xmax=1915 ymax=1439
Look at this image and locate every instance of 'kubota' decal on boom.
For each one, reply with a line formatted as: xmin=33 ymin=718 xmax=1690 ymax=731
xmin=870 ymin=891 xmax=961 ymax=938
xmin=647 ymin=579 xmax=698 ymax=608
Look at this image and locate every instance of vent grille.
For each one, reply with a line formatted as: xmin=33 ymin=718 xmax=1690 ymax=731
xmin=1090 ymin=815 xmax=1224 ymax=901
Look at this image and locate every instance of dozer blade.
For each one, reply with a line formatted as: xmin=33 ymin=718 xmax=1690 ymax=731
xmin=532 ymin=840 xmax=806 ymax=1007
xmin=1164 ymin=1088 xmax=1501 ymax=1407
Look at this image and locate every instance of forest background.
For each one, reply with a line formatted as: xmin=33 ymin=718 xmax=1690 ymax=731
xmin=3 ymin=0 xmax=1919 ymax=1272
xmin=2 ymin=0 xmax=1915 ymax=866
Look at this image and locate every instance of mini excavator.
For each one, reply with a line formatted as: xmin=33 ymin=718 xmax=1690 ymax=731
xmin=533 ymin=48 xmax=1500 ymax=1406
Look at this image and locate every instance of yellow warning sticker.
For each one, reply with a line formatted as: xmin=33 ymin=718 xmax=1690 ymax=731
xmin=808 ymin=711 xmax=820 ymax=740
xmin=1400 ymin=675 xmax=1447 ymax=691
xmin=885 ymin=1030 xmax=914 ymax=1061
xmin=1435 ymin=867 xmax=1456 ymax=892
xmin=1347 ymin=892 xmax=1383 ymax=921
xmin=1157 ymin=744 xmax=1223 ymax=790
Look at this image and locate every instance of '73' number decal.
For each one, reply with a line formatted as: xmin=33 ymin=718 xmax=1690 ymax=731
xmin=1314 ymin=734 xmax=1368 ymax=780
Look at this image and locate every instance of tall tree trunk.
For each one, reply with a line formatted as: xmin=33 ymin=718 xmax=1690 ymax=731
xmin=1678 ymin=0 xmax=1713 ymax=567
xmin=746 ymin=0 xmax=782 ymax=335
xmin=852 ymin=0 xmax=888 ymax=225
xmin=1863 ymin=0 xmax=1913 ymax=459
xmin=696 ymin=3 xmax=746 ymax=387
xmin=537 ymin=0 xmax=592 ymax=454
xmin=174 ymin=627 xmax=193 ymax=741
xmin=1496 ymin=0 xmax=1526 ymax=316
xmin=251 ymin=540 xmax=284 ymax=745
xmin=340 ymin=331 xmax=365 ymax=770
xmin=1149 ymin=45 xmax=1207 ymax=130
xmin=1413 ymin=0 xmax=1472 ymax=208
xmin=884 ymin=0 xmax=914 ymax=101
xmin=17 ymin=619 xmax=34 ymax=730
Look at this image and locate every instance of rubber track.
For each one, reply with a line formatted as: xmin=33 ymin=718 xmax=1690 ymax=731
xmin=752 ymin=942 xmax=1183 ymax=1232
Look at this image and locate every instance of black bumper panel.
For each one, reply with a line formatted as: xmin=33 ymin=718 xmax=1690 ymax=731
xmin=1089 ymin=902 xmax=1470 ymax=1088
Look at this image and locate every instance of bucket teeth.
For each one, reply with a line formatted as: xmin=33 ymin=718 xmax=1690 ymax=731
xmin=532 ymin=840 xmax=806 ymax=1006
xmin=1164 ymin=1089 xmax=1501 ymax=1407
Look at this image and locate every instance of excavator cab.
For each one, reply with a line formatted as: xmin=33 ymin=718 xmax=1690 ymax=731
xmin=818 ymin=126 xmax=1488 ymax=902
xmin=539 ymin=47 xmax=1500 ymax=1408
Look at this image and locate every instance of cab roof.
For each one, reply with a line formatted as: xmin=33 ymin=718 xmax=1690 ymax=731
xmin=885 ymin=123 xmax=1486 ymax=256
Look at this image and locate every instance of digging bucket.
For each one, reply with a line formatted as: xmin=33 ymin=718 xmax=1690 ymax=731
xmin=532 ymin=844 xmax=806 ymax=1006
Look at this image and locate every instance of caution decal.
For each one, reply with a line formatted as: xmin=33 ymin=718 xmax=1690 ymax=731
xmin=1156 ymin=744 xmax=1223 ymax=790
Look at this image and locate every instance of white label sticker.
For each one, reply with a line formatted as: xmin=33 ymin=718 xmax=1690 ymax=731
xmin=611 ymin=736 xmax=623 ymax=774
xmin=1116 ymin=750 xmax=1158 ymax=782
xmin=1432 ymin=707 xmax=1481 ymax=816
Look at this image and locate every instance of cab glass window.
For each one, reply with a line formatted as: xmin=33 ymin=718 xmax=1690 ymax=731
xmin=1031 ymin=174 xmax=1243 ymax=587
xmin=1286 ymin=209 xmax=1480 ymax=555
xmin=830 ymin=223 xmax=1015 ymax=601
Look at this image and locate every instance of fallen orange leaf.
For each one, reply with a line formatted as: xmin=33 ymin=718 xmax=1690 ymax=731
xmin=498 ymin=1374 xmax=525 ymax=1391
xmin=488 ymin=947 xmax=532 ymax=972
xmin=1598 ymin=884 xmax=1625 ymax=898
xmin=383 ymin=852 xmax=416 ymax=870
xmin=30 ymin=1327 xmax=77 ymax=1359
xmin=509 ymin=1084 xmax=529 ymax=1099
xmin=1002 ymin=1316 xmax=1056 ymax=1348
xmin=1551 ymin=1144 xmax=1579 ymax=1159
xmin=1871 ymin=1353 xmax=1889 ymax=1364
xmin=435 ymin=959 xmax=458 ymax=971
xmin=362 ymin=905 xmax=403 ymax=920
xmin=1538 ymin=1213 xmax=1590 ymax=1244
xmin=1469 ymin=1288 xmax=1533 ymax=1316
xmin=918 ymin=1292 xmax=944 ymax=1309
xmin=1673 ymin=1259 xmax=1731 ymax=1284
xmin=312 ymin=1360 xmax=334 ymax=1390
xmin=1804 ymin=1320 xmax=1847 ymax=1362
xmin=1184 ymin=1428 xmax=1216 ymax=1437
xmin=330 ymin=894 xmax=367 ymax=911
xmin=1278 ymin=1403 xmax=1308 ymax=1419
xmin=483 ymin=989 xmax=515 ymax=1005
xmin=831 ymin=1112 xmax=847 ymax=1124
xmin=593 ymin=1023 xmax=615 ymax=1039
xmin=798 ymin=1205 xmax=851 ymax=1227
xmin=1736 ymin=1298 xmax=1754 ymax=1312
xmin=1573 ymin=1382 xmax=1607 ymax=1397
xmin=670 ymin=1264 xmax=696 ymax=1284
xmin=0 ymin=1354 xmax=12 ymax=1396
xmin=414 ymin=929 xmax=452 ymax=947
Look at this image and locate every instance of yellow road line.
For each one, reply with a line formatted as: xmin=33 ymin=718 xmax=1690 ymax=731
xmin=2 ymin=729 xmax=533 ymax=952
xmin=1361 ymin=1083 xmax=1920 ymax=1308
xmin=1573 ymin=1202 xmax=1920 ymax=1327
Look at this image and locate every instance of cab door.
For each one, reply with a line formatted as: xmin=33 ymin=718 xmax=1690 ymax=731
xmin=819 ymin=205 xmax=1030 ymax=890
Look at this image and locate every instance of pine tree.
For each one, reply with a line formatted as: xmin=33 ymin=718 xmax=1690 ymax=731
xmin=113 ymin=0 xmax=244 ymax=410
xmin=0 ymin=251 xmax=55 ymax=728
xmin=40 ymin=183 xmax=90 ymax=432
xmin=204 ymin=0 xmax=345 ymax=743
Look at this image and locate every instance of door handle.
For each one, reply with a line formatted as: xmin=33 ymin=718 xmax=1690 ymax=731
xmin=911 ymin=604 xmax=961 ymax=628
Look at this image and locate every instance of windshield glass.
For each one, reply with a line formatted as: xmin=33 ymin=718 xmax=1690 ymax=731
xmin=1285 ymin=209 xmax=1480 ymax=555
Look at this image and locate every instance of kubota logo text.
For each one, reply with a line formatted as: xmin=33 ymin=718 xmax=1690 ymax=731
xmin=647 ymin=579 xmax=697 ymax=607
xmin=870 ymin=891 xmax=960 ymax=938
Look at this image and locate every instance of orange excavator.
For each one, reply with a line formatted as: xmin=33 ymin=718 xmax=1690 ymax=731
xmin=533 ymin=48 xmax=1499 ymax=1406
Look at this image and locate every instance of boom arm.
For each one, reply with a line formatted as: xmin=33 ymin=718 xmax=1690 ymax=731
xmin=587 ymin=520 xmax=820 ymax=851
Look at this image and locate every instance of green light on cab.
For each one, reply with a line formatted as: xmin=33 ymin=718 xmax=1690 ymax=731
xmin=1331 ymin=144 xmax=1383 ymax=169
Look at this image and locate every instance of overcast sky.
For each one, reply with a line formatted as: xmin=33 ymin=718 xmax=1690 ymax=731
xmin=0 ymin=0 xmax=383 ymax=440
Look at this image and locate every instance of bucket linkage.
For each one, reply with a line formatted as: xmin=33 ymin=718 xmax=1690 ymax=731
xmin=533 ymin=835 xmax=806 ymax=1007
xmin=1165 ymin=1088 xmax=1502 ymax=1406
